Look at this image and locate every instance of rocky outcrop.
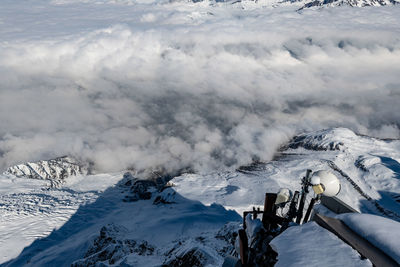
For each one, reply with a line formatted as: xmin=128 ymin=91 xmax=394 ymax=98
xmin=286 ymin=128 xmax=352 ymax=151
xmin=121 ymin=172 xmax=176 ymax=202
xmin=72 ymin=223 xmax=155 ymax=267
xmin=163 ymin=248 xmax=213 ymax=267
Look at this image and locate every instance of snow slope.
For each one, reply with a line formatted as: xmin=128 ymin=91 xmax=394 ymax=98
xmin=173 ymin=128 xmax=400 ymax=220
xmin=0 ymin=173 xmax=241 ymax=266
xmin=0 ymin=172 xmax=123 ymax=264
xmin=1 ymin=128 xmax=400 ymax=266
xmin=339 ymin=213 xmax=400 ymax=264
xmin=270 ymin=222 xmax=371 ymax=267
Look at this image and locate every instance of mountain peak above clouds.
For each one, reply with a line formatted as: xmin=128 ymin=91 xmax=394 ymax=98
xmin=298 ymin=0 xmax=399 ymax=9
xmin=286 ymin=127 xmax=355 ymax=151
xmin=5 ymin=156 xmax=91 ymax=181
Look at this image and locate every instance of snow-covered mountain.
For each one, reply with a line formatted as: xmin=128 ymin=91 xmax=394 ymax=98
xmin=215 ymin=0 xmax=399 ymax=9
xmin=298 ymin=0 xmax=399 ymax=10
xmin=1 ymin=128 xmax=399 ymax=266
xmin=5 ymin=156 xmax=91 ymax=187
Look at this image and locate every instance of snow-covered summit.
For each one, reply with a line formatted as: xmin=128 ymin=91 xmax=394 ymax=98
xmin=299 ymin=0 xmax=399 ymax=9
xmin=287 ymin=128 xmax=356 ymax=151
xmin=211 ymin=0 xmax=399 ymax=9
xmin=5 ymin=156 xmax=91 ymax=181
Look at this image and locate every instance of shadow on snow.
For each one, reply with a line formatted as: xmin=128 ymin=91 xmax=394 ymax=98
xmin=1 ymin=175 xmax=241 ymax=267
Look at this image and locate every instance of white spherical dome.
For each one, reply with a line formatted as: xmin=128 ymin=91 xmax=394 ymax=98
xmin=312 ymin=170 xmax=341 ymax=197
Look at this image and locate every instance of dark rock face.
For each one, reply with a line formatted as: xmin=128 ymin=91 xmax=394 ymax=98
xmin=163 ymin=248 xmax=213 ymax=267
xmin=287 ymin=134 xmax=344 ymax=151
xmin=72 ymin=224 xmax=155 ymax=267
xmin=131 ymin=180 xmax=157 ymax=200
xmin=121 ymin=171 xmax=177 ymax=202
xmin=215 ymin=222 xmax=238 ymax=247
xmin=162 ymin=222 xmax=240 ymax=267
xmin=237 ymin=161 xmax=267 ymax=174
xmin=123 ymin=178 xmax=158 ymax=202
xmin=166 ymin=249 xmax=208 ymax=267
xmin=355 ymin=156 xmax=369 ymax=172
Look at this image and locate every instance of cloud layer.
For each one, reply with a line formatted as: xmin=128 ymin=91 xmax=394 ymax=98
xmin=1 ymin=1 xmax=400 ymax=172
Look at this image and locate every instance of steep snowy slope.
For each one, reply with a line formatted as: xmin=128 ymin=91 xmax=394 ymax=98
xmin=0 ymin=172 xmax=241 ymax=266
xmin=173 ymin=128 xmax=400 ymax=220
xmin=1 ymin=128 xmax=399 ymax=266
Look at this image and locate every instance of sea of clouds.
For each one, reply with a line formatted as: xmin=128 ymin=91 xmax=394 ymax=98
xmin=0 ymin=0 xmax=399 ymax=173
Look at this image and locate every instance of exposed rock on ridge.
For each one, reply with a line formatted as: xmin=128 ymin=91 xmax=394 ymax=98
xmin=286 ymin=128 xmax=353 ymax=151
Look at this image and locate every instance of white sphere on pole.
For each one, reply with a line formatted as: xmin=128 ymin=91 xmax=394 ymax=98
xmin=312 ymin=170 xmax=341 ymax=197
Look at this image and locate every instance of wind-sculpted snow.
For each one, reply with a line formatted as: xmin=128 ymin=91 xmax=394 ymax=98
xmin=270 ymin=222 xmax=372 ymax=267
xmin=339 ymin=213 xmax=400 ymax=264
xmin=0 ymin=0 xmax=400 ymax=174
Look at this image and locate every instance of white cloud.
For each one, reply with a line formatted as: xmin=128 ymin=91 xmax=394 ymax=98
xmin=0 ymin=1 xmax=399 ymax=172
